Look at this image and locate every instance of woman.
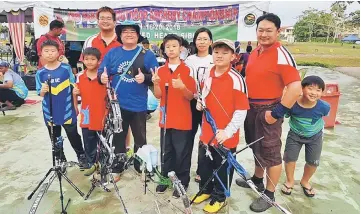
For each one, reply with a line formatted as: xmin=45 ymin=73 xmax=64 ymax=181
xmin=185 ymin=27 xmax=213 ymax=183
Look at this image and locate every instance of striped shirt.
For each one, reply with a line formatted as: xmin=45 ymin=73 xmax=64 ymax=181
xmin=287 ymin=100 xmax=330 ymax=137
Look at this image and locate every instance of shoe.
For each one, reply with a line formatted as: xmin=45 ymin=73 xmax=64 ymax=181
xmin=156 ymin=184 xmax=168 ymax=194
xmin=172 ymin=186 xmax=188 ymax=199
xmin=250 ymin=196 xmax=273 ymax=212
xmin=84 ymin=164 xmax=97 ymax=176
xmin=78 ymin=154 xmax=89 ymax=170
xmin=0 ymin=105 xmax=16 ymax=111
xmin=126 ymin=148 xmax=134 ymax=159
xmin=191 ymin=193 xmax=211 ymax=204
xmin=235 ymin=178 xmax=265 ymax=192
xmin=203 ymin=199 xmax=226 ymax=213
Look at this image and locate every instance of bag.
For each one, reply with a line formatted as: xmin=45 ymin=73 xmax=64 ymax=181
xmin=22 ymin=74 xmax=36 ymax=91
xmin=147 ymin=89 xmax=159 ymax=111
xmin=27 ymin=35 xmax=50 ymax=63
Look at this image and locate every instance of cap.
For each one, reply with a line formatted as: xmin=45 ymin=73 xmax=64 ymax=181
xmin=0 ymin=61 xmax=9 ymax=67
xmin=212 ymin=39 xmax=235 ymax=52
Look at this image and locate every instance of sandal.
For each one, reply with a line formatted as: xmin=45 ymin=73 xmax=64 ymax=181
xmin=300 ymin=183 xmax=315 ymax=197
xmin=281 ymin=183 xmax=293 ymax=195
xmin=194 ymin=175 xmax=201 ymax=183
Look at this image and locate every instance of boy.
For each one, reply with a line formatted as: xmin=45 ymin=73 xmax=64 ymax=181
xmin=193 ymin=39 xmax=249 ymax=213
xmin=281 ymin=75 xmax=330 ymax=197
xmin=36 ymin=40 xmax=87 ymax=168
xmin=73 ymin=47 xmax=107 ymax=176
xmin=152 ymin=34 xmax=196 ymax=198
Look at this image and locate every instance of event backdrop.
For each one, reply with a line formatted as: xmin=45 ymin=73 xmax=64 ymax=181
xmin=34 ymin=4 xmax=266 ymax=42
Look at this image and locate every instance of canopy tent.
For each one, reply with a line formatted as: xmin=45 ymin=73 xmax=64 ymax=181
xmin=341 ymin=34 xmax=360 ymax=42
xmin=1 ymin=1 xmax=270 ymax=65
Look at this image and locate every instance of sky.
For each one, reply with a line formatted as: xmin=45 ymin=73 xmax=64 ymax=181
xmin=269 ymin=1 xmax=360 ymax=27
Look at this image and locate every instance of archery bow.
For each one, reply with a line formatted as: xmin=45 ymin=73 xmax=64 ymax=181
xmin=197 ymin=69 xmax=292 ymax=214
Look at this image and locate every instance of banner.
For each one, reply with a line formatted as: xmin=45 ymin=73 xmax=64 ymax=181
xmin=34 ymin=5 xmax=239 ymax=42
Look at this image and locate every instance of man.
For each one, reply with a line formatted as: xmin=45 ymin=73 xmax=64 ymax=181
xmin=36 ymin=19 xmax=65 ymax=68
xmin=0 ymin=61 xmax=28 ymax=110
xmin=141 ymin=38 xmax=150 ymax=50
xmin=235 ymin=13 xmax=302 ymax=212
xmin=82 ymin=6 xmax=121 ymax=62
xmin=98 ymin=21 xmax=158 ymax=180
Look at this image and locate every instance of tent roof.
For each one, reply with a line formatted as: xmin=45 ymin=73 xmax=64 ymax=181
xmin=2 ymin=1 xmax=269 ymax=11
xmin=342 ymin=34 xmax=360 ymax=41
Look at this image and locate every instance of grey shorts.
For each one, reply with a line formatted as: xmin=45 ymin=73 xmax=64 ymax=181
xmin=283 ymin=130 xmax=323 ymax=166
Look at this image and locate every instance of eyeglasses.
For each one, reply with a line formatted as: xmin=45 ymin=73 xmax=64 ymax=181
xmin=99 ymin=17 xmax=113 ymax=21
xmin=122 ymin=30 xmax=137 ymax=35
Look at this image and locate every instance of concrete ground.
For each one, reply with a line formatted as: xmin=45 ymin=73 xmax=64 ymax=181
xmin=333 ymin=67 xmax=360 ymax=80
xmin=0 ymin=67 xmax=359 ymax=214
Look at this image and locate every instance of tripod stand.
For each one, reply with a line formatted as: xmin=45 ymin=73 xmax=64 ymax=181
xmin=27 ymin=74 xmax=84 ymax=214
xmin=84 ymin=81 xmax=128 ymax=214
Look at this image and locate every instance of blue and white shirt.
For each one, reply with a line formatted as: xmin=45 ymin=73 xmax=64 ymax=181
xmin=36 ymin=63 xmax=77 ymax=125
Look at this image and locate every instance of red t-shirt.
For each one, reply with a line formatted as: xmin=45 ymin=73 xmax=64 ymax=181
xmin=200 ymin=66 xmax=249 ymax=149
xmin=81 ymin=33 xmax=122 ymax=63
xmin=158 ymin=61 xmax=196 ymax=130
xmin=77 ymin=70 xmax=107 ymax=131
xmin=36 ymin=33 xmax=65 ymax=68
xmin=245 ymin=42 xmax=300 ymax=102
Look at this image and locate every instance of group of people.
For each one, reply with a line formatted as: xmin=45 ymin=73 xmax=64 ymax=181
xmin=32 ymin=6 xmax=330 ymax=214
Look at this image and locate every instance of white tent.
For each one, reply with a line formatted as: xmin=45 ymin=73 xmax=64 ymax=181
xmin=2 ymin=1 xmax=269 ymax=11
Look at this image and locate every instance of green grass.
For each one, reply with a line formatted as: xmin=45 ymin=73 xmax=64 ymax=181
xmin=239 ymin=41 xmax=360 ymax=68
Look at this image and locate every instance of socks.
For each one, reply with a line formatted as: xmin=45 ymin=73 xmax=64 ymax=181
xmin=251 ymin=175 xmax=264 ymax=185
xmin=264 ymin=189 xmax=275 ymax=200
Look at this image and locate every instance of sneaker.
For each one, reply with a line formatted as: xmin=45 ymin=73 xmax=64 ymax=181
xmin=250 ymin=196 xmax=273 ymax=212
xmin=235 ymin=178 xmax=265 ymax=192
xmin=84 ymin=164 xmax=97 ymax=176
xmin=156 ymin=184 xmax=168 ymax=194
xmin=0 ymin=105 xmax=16 ymax=111
xmin=172 ymin=186 xmax=188 ymax=199
xmin=78 ymin=154 xmax=89 ymax=170
xmin=126 ymin=148 xmax=134 ymax=159
xmin=191 ymin=193 xmax=211 ymax=204
xmin=203 ymin=199 xmax=226 ymax=213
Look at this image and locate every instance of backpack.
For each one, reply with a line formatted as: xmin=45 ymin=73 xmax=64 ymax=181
xmin=27 ymin=34 xmax=50 ymax=63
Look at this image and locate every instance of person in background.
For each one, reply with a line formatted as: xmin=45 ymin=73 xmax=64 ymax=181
xmin=36 ymin=20 xmax=65 ymax=68
xmin=185 ymin=27 xmax=213 ymax=183
xmin=0 ymin=61 xmax=28 ymax=110
xmin=237 ymin=45 xmax=252 ymax=77
xmin=142 ymin=38 xmax=150 ymax=50
xmin=67 ymin=41 xmax=83 ymax=74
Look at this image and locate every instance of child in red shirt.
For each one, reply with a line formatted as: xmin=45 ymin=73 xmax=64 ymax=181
xmin=73 ymin=47 xmax=107 ymax=176
xmin=152 ymin=34 xmax=196 ymax=197
xmin=192 ymin=39 xmax=249 ymax=213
